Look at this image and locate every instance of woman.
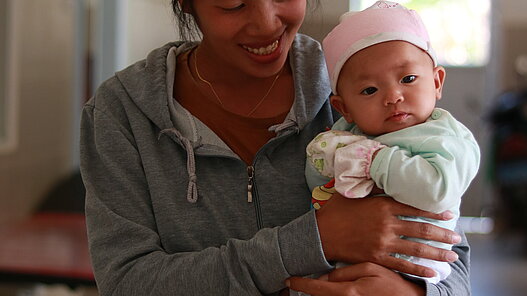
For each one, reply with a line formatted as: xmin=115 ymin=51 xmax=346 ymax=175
xmin=80 ymin=0 xmax=470 ymax=295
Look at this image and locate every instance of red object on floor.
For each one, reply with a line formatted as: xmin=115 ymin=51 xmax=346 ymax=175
xmin=0 ymin=212 xmax=94 ymax=282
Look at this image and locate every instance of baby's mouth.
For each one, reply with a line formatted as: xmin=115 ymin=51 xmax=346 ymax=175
xmin=242 ymin=39 xmax=279 ymax=56
xmin=388 ymin=112 xmax=410 ymax=121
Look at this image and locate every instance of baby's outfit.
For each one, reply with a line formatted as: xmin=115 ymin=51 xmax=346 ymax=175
xmin=292 ymin=2 xmax=480 ymax=295
xmin=306 ymin=108 xmax=480 ymax=283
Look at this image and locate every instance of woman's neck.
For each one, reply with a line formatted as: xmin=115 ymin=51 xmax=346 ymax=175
xmin=188 ymin=45 xmax=294 ymax=117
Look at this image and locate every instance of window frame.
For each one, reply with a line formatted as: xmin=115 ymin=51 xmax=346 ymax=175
xmin=0 ymin=0 xmax=19 ymax=154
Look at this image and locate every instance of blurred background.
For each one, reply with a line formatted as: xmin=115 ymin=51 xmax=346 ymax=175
xmin=0 ymin=0 xmax=526 ymax=295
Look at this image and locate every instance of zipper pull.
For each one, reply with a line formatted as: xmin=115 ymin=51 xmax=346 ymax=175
xmin=247 ymin=166 xmax=254 ymax=203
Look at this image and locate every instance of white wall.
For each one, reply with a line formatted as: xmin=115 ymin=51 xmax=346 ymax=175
xmin=300 ymin=0 xmax=349 ymax=42
xmin=500 ymin=0 xmax=527 ymax=26
xmin=125 ymin=0 xmax=179 ymax=64
xmin=0 ymin=0 xmax=75 ymax=223
xmin=497 ymin=0 xmax=527 ymax=90
xmin=91 ymin=0 xmax=178 ymax=88
xmin=0 ymin=0 xmax=10 ymax=148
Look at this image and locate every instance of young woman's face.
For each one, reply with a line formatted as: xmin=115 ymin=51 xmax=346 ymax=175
xmin=331 ymin=41 xmax=445 ymax=136
xmin=191 ymin=0 xmax=307 ymax=78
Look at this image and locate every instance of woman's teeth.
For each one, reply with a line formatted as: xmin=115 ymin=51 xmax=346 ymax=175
xmin=243 ymin=40 xmax=279 ymax=55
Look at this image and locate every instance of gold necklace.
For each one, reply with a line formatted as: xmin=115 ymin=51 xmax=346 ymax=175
xmin=193 ymin=47 xmax=283 ymax=116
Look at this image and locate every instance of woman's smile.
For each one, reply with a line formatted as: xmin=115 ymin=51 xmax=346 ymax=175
xmin=241 ymin=33 xmax=285 ymax=64
xmin=242 ymin=39 xmax=279 ymax=55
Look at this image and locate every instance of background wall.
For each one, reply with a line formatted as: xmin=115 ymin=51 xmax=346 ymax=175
xmin=0 ymin=1 xmax=6 ymax=142
xmin=300 ymin=0 xmax=349 ymax=42
xmin=125 ymin=0 xmax=178 ymax=65
xmin=0 ymin=0 xmax=75 ymax=224
xmin=1 ymin=0 xmax=526 ymax=232
xmin=499 ymin=0 xmax=527 ymax=90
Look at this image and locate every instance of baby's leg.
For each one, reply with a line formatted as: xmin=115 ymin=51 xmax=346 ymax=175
xmin=395 ymin=215 xmax=458 ymax=283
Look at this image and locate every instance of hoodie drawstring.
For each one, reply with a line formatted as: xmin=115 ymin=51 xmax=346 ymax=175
xmin=159 ymin=119 xmax=299 ymax=203
xmin=268 ymin=119 xmax=299 ymax=135
xmin=159 ymin=128 xmax=198 ymax=203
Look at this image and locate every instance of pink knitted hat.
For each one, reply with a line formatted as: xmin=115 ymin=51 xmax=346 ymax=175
xmin=323 ymin=1 xmax=437 ymax=94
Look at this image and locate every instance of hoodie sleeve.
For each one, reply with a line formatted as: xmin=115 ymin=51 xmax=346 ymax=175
xmin=80 ymin=89 xmax=333 ymax=296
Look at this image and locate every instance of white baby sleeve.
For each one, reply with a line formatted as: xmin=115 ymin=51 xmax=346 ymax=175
xmin=333 ymin=139 xmax=386 ymax=198
xmin=306 ymin=130 xmax=385 ymax=198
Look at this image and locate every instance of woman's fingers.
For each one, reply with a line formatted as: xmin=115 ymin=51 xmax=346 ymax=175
xmin=328 ymin=262 xmax=389 ymax=282
xmin=389 ymin=199 xmax=455 ymax=221
xmin=316 ymin=194 xmax=461 ymax=268
xmin=391 ymin=237 xmax=459 ymax=262
xmin=287 ymin=263 xmax=425 ymax=296
xmin=397 ymin=220 xmax=462 ymax=245
xmin=374 ymin=254 xmax=437 ymax=278
xmin=287 ymin=277 xmax=354 ymax=296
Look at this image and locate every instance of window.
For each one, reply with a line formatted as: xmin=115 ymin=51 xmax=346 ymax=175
xmin=353 ymin=0 xmax=491 ymax=66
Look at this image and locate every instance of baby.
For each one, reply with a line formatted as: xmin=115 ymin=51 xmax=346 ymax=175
xmin=306 ymin=1 xmax=480 ymax=284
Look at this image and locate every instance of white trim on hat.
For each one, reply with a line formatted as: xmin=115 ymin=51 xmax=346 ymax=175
xmin=330 ymin=32 xmax=438 ymax=95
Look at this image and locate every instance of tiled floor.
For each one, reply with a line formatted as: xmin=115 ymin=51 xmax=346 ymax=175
xmin=469 ymin=232 xmax=527 ymax=296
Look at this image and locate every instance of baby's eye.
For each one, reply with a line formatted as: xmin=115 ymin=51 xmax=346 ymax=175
xmin=361 ymin=87 xmax=378 ymax=95
xmin=401 ymin=75 xmax=417 ymax=83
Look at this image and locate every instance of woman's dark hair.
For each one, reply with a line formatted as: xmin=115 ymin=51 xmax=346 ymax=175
xmin=171 ymin=0 xmax=320 ymax=41
xmin=171 ymin=0 xmax=200 ymax=41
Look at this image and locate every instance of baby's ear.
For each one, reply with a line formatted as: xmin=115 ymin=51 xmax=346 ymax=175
xmin=434 ymin=66 xmax=446 ymax=100
xmin=330 ymin=95 xmax=353 ymax=123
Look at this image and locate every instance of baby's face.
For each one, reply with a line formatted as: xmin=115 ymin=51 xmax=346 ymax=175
xmin=331 ymin=41 xmax=445 ymax=136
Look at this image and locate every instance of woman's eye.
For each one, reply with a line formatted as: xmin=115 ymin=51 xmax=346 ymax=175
xmin=222 ymin=3 xmax=245 ymax=11
xmin=361 ymin=87 xmax=377 ymax=95
xmin=401 ymin=75 xmax=417 ymax=83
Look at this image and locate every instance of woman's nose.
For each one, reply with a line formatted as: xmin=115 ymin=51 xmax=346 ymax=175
xmin=247 ymin=3 xmax=280 ymax=35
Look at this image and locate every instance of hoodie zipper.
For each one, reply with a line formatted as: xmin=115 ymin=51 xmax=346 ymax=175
xmin=247 ymin=129 xmax=300 ymax=230
xmin=247 ymin=165 xmax=263 ymax=229
xmin=247 ymin=166 xmax=254 ymax=203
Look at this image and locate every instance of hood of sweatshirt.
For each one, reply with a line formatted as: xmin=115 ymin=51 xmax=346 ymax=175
xmin=115 ymin=34 xmax=330 ymax=142
xmin=112 ymin=34 xmax=331 ymax=202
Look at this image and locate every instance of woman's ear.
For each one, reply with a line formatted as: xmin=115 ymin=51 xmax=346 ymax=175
xmin=433 ymin=66 xmax=446 ymax=101
xmin=330 ymin=95 xmax=353 ymax=123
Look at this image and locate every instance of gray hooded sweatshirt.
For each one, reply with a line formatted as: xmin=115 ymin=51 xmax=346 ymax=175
xmin=80 ymin=34 xmax=470 ymax=295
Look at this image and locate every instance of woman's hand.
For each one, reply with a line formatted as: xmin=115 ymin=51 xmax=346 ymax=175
xmin=316 ymin=194 xmax=461 ymax=278
xmin=286 ymin=262 xmax=425 ymax=296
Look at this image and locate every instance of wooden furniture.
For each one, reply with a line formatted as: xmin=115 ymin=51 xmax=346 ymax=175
xmin=0 ymin=212 xmax=95 ymax=286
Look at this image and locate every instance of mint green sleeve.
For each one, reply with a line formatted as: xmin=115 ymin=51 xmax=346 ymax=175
xmin=369 ymin=111 xmax=480 ymax=213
